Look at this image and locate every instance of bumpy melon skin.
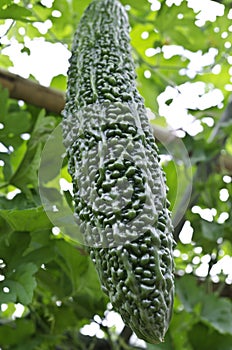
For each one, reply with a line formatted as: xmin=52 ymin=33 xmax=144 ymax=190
xmin=62 ymin=0 xmax=175 ymax=344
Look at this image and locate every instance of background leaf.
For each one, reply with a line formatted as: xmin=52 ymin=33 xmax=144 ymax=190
xmin=0 ymin=4 xmax=33 ymax=21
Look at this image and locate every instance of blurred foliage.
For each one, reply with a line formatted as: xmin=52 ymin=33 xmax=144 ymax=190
xmin=0 ymin=0 xmax=232 ymax=349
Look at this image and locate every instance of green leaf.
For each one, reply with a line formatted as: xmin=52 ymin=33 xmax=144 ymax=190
xmin=169 ymin=310 xmax=196 ymax=350
xmin=34 ymin=238 xmax=89 ymax=300
xmin=0 ymin=215 xmax=13 ymax=239
xmin=136 ymin=67 xmax=159 ymax=112
xmin=31 ymin=3 xmax=52 ymax=21
xmin=0 ymin=231 xmax=52 ymax=305
xmin=0 ymin=110 xmax=31 ymax=134
xmin=52 ymin=304 xmax=77 ymax=334
xmin=0 ymin=191 xmax=41 ymax=210
xmin=201 ymin=294 xmax=232 ymax=335
xmin=50 ymin=74 xmax=67 ymax=91
xmin=0 ymin=4 xmax=33 ymax=20
xmin=10 ymin=142 xmax=42 ymax=191
xmin=176 ymin=275 xmax=232 ymax=335
xmin=71 ymin=0 xmax=92 ymax=22
xmin=0 ymin=231 xmax=31 ymax=266
xmin=69 ymin=258 xmax=108 ymax=321
xmin=121 ymin=0 xmax=150 ymax=12
xmin=0 ymin=319 xmax=35 ymax=346
xmin=23 ymin=245 xmax=54 ymax=268
xmin=28 ymin=229 xmax=53 ymax=248
xmin=21 ymin=46 xmax=31 ymax=55
xmin=0 ymin=206 xmax=52 ymax=232
xmin=0 ymin=109 xmax=31 ymax=153
xmin=199 ymin=62 xmax=231 ymax=93
xmin=54 ymin=240 xmax=89 ymax=294
xmin=10 ymin=110 xmax=57 ymax=192
xmin=188 ymin=323 xmax=232 ymax=350
xmin=176 ymin=275 xmax=204 ymax=313
xmin=0 ymin=263 xmax=37 ymax=304
xmin=36 ymin=261 xmax=72 ymax=299
xmin=0 ymin=302 xmax=16 ymax=319
xmin=8 ymin=142 xmax=27 ymax=179
xmin=0 ymin=152 xmax=12 ymax=181
xmin=0 ymin=54 xmax=13 ymax=69
xmin=0 ymin=0 xmax=12 ymax=9
xmin=201 ymin=220 xmax=222 ymax=242
xmin=155 ymin=2 xmax=211 ymax=51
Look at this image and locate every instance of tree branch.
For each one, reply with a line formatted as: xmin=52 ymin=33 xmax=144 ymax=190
xmin=0 ymin=68 xmax=65 ymax=114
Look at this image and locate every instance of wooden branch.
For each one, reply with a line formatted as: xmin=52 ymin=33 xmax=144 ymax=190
xmin=0 ymin=68 xmax=65 ymax=114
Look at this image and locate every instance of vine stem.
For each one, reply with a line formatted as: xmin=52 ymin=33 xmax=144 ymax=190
xmin=0 ymin=19 xmax=15 ymax=40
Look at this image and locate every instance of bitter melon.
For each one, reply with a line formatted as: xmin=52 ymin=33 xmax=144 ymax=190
xmin=62 ymin=0 xmax=175 ymax=344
